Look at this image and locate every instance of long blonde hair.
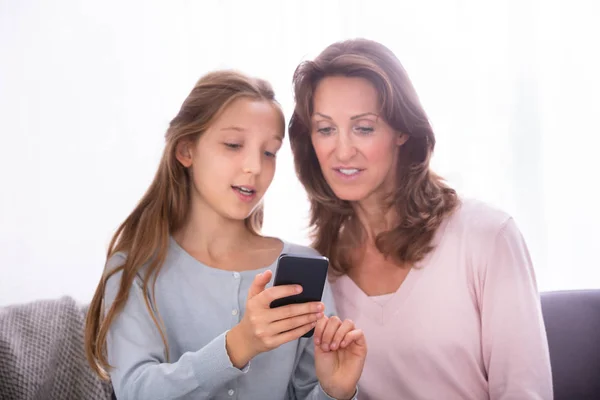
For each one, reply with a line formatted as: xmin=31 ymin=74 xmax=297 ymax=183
xmin=84 ymin=70 xmax=285 ymax=380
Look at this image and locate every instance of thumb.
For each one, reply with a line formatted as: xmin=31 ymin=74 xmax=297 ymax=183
xmin=247 ymin=270 xmax=272 ymax=300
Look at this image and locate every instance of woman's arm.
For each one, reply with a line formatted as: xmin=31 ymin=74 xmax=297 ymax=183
xmin=479 ymin=218 xmax=553 ymax=399
xmin=288 ymin=284 xmax=360 ymax=400
xmin=289 ymin=337 xmax=357 ymax=400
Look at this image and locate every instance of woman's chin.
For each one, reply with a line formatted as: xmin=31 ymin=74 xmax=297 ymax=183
xmin=330 ymin=187 xmax=370 ymax=203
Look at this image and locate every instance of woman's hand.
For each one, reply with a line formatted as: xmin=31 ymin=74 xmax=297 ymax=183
xmin=226 ymin=270 xmax=325 ymax=368
xmin=314 ymin=316 xmax=367 ymax=400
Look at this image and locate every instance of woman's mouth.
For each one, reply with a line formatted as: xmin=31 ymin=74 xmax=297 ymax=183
xmin=333 ymin=168 xmax=364 ymax=180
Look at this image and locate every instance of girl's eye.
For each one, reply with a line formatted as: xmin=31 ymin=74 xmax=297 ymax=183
xmin=224 ymin=143 xmax=241 ymax=149
xmin=264 ymin=151 xmax=276 ymax=158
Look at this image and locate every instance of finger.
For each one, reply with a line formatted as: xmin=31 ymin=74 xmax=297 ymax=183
xmin=313 ymin=315 xmax=329 ymax=346
xmin=270 ymin=302 xmax=324 ymax=322
xmin=259 ymin=284 xmax=303 ymax=307
xmin=329 ymin=319 xmax=355 ymax=350
xmin=320 ymin=316 xmax=342 ymax=352
xmin=272 ymin=321 xmax=318 ymax=347
xmin=269 ymin=312 xmax=324 ymax=335
xmin=339 ymin=329 xmax=367 ymax=349
xmin=247 ymin=270 xmax=273 ymax=299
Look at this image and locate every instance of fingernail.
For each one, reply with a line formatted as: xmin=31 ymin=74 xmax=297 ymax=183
xmin=331 ymin=342 xmax=337 ymax=349
xmin=314 ymin=338 xmax=320 ymax=345
xmin=316 ymin=303 xmax=324 ymax=311
xmin=321 ymin=344 xmax=330 ymax=352
xmin=341 ymin=341 xmax=347 ymax=347
xmin=296 ymin=286 xmax=302 ymax=293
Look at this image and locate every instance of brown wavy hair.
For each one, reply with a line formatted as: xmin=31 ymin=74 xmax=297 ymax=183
xmin=288 ymin=38 xmax=458 ymax=274
xmin=84 ymin=70 xmax=284 ymax=380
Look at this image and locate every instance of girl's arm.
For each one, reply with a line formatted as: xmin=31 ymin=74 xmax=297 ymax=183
xmin=105 ymin=261 xmax=247 ymax=400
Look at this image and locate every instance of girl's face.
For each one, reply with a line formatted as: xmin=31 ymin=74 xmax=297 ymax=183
xmin=176 ymin=97 xmax=284 ymax=222
xmin=310 ymin=76 xmax=408 ymax=204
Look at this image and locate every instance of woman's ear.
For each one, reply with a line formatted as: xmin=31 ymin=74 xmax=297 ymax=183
xmin=175 ymin=139 xmax=194 ymax=168
xmin=396 ymin=132 xmax=409 ymax=146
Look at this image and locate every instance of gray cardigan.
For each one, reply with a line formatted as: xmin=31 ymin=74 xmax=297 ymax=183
xmin=0 ymin=296 xmax=113 ymax=400
xmin=105 ymin=239 xmax=350 ymax=400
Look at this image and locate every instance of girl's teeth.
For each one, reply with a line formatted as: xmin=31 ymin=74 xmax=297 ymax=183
xmin=339 ymin=168 xmax=359 ymax=175
xmin=237 ymin=187 xmax=253 ymax=195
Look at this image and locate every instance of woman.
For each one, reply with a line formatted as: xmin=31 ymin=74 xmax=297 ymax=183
xmin=85 ymin=70 xmax=366 ymax=400
xmin=288 ymin=39 xmax=552 ymax=399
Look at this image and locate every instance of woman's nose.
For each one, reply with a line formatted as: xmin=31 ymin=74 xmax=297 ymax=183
xmin=334 ymin=133 xmax=357 ymax=162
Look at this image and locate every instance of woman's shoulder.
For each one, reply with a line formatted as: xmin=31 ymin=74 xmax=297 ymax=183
xmin=447 ymin=197 xmax=516 ymax=240
xmin=441 ymin=198 xmax=530 ymax=275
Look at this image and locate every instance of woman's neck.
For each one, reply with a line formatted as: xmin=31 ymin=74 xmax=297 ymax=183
xmin=353 ymin=196 xmax=397 ymax=241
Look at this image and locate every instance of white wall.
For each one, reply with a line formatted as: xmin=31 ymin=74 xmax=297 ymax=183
xmin=1 ymin=0 xmax=599 ymax=306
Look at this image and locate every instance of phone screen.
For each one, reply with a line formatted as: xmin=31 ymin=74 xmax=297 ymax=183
xmin=269 ymin=253 xmax=329 ymax=337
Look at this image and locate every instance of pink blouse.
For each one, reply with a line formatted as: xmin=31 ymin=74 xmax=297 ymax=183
xmin=329 ymin=199 xmax=553 ymax=400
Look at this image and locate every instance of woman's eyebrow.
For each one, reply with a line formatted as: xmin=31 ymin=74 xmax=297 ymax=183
xmin=350 ymin=112 xmax=378 ymax=120
xmin=314 ymin=112 xmax=332 ymax=120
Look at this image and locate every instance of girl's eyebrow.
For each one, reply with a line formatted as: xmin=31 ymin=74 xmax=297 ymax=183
xmin=220 ymin=126 xmax=245 ymax=132
xmin=221 ymin=126 xmax=283 ymax=141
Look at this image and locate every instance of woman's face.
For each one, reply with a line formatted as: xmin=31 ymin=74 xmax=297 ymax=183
xmin=310 ymin=76 xmax=407 ymax=204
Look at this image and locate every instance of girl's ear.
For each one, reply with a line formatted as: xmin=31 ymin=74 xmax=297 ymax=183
xmin=175 ymin=139 xmax=194 ymax=168
xmin=396 ymin=132 xmax=409 ymax=146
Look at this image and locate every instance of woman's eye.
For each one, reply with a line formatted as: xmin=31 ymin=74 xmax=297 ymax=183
xmin=355 ymin=126 xmax=374 ymax=134
xmin=317 ymin=127 xmax=334 ymax=135
xmin=264 ymin=151 xmax=276 ymax=158
xmin=224 ymin=143 xmax=241 ymax=149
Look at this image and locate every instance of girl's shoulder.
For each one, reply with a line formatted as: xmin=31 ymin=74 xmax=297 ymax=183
xmin=280 ymin=240 xmax=322 ymax=258
xmin=105 ymin=251 xmax=128 ymax=273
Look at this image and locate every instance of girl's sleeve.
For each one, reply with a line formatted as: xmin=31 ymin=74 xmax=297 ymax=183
xmin=104 ymin=254 xmax=249 ymax=400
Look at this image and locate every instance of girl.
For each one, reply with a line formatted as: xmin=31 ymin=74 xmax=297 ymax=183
xmin=84 ymin=70 xmax=366 ymax=400
xmin=288 ymin=39 xmax=552 ymax=399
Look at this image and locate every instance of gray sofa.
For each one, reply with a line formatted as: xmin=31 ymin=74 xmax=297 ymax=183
xmin=0 ymin=296 xmax=113 ymax=400
xmin=2 ymin=290 xmax=599 ymax=399
xmin=541 ymin=289 xmax=600 ymax=399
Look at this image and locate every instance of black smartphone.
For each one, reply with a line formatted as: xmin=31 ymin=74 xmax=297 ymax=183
xmin=269 ymin=253 xmax=329 ymax=338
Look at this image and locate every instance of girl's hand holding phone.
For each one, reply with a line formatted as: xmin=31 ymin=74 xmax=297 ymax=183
xmin=226 ymin=270 xmax=324 ymax=368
